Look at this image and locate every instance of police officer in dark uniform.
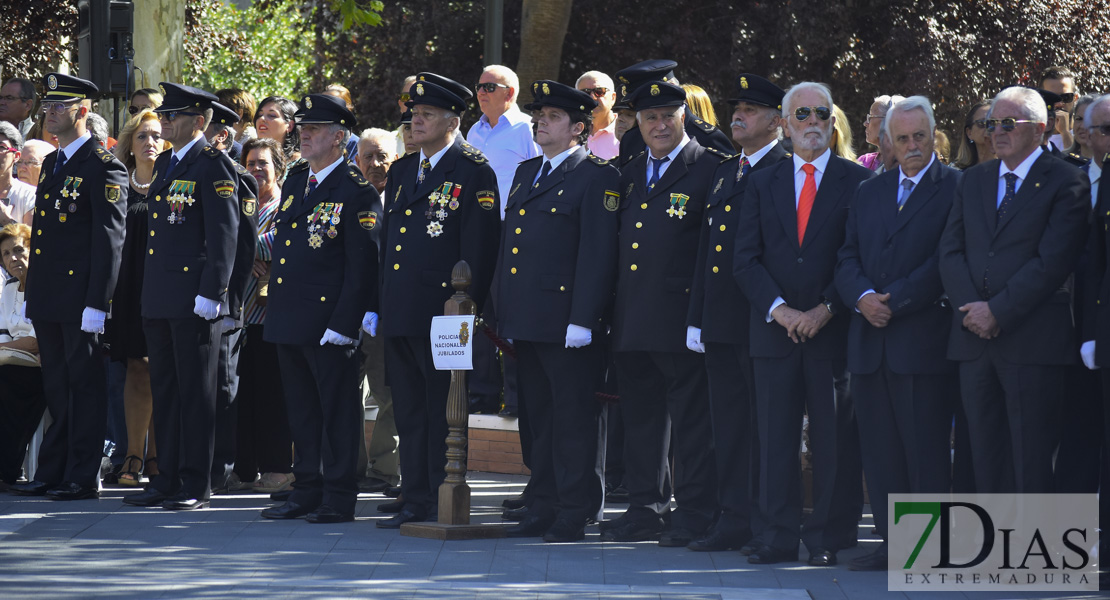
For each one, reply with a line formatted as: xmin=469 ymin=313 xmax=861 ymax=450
xmin=1035 ymin=88 xmax=1066 ymax=157
xmin=602 ymin=82 xmax=729 ymax=545
xmin=12 ymin=73 xmax=127 ymax=500
xmin=377 ymin=73 xmax=502 ymax=527
xmin=122 ymin=83 xmax=240 ymax=510
xmin=208 ymin=100 xmax=260 ymax=492
xmin=258 ymin=93 xmax=378 ymax=523
xmin=496 ymin=81 xmax=620 ymax=542
xmin=685 ymin=74 xmax=789 ymax=553
xmin=613 ymin=60 xmax=734 ymax=167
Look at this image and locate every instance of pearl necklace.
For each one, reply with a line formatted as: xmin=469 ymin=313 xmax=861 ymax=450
xmin=131 ymin=170 xmax=152 ymax=191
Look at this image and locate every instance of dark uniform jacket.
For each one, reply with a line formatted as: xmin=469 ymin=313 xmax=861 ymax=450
xmin=1083 ymin=157 xmax=1110 ymax=363
xmin=734 ymin=153 xmax=875 ymax=359
xmin=497 ymin=149 xmax=620 ymax=343
xmin=226 ymin=162 xmax=259 ymax=323
xmin=379 ymin=136 xmax=501 ymax=337
xmin=26 ymin=138 xmax=127 ymax=322
xmin=618 ymin=107 xmax=734 ymax=167
xmin=141 ymin=138 xmax=240 ymax=319
xmin=835 ymin=158 xmax=960 ymax=375
xmin=263 ymin=160 xmax=380 ymax=345
xmin=687 ymin=142 xmax=788 ymax=344
xmin=940 ymin=153 xmax=1089 ymax=365
xmin=610 ymin=138 xmax=729 ymax=353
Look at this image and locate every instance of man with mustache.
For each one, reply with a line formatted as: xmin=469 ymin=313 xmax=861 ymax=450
xmin=835 ymin=96 xmax=961 ymax=570
xmin=734 ymin=82 xmax=872 ymax=566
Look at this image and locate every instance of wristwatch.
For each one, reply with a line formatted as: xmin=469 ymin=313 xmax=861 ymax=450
xmin=819 ymin=295 xmax=836 ymax=315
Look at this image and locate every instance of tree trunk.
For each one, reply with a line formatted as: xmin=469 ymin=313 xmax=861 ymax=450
xmin=515 ymin=0 xmax=573 ymax=106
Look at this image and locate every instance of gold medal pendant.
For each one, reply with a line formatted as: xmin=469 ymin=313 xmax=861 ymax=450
xmin=308 ymin=233 xmax=323 ymax=249
xmin=426 ymin=221 xmax=443 ymax=237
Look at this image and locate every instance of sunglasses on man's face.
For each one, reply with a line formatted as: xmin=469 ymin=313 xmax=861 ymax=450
xmin=984 ymin=118 xmax=1039 ymax=133
xmin=475 ymin=82 xmax=509 ymax=94
xmin=578 ymin=87 xmax=608 ymax=98
xmin=1089 ymin=124 xmax=1110 ymax=137
xmin=1059 ymin=92 xmax=1076 ymax=103
xmin=794 ymin=106 xmax=831 ymax=121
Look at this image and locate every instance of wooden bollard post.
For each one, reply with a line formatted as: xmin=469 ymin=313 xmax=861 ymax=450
xmin=401 ymin=260 xmax=507 ymax=540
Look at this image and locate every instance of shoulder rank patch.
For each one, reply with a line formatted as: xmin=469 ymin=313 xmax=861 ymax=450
xmin=203 ymin=145 xmax=222 ymax=158
xmin=477 ymin=190 xmax=496 ymax=210
xmin=587 ymin=153 xmax=608 ymax=165
xmin=358 ymin=210 xmax=378 ymax=230
xmin=694 ymin=118 xmax=715 ymax=133
xmin=234 ymin=163 xmax=250 ymax=176
xmin=214 ymin=180 xmax=235 ymax=198
xmin=784 ymin=152 xmax=793 ymax=158
xmin=105 ymin=184 xmax=122 ymax=203
xmin=95 ymin=147 xmax=115 ymax=164
xmin=242 ymin=197 xmax=256 ymax=216
xmin=460 ymin=142 xmax=489 ymax=164
xmin=704 ymin=146 xmax=733 ymax=160
xmin=288 ymin=159 xmax=309 ymax=173
xmin=603 ymin=190 xmax=619 ymax=212
xmin=348 ymin=166 xmax=370 ymax=186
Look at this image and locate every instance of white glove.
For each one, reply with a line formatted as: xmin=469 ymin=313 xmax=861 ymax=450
xmin=193 ymin=295 xmax=221 ymax=320
xmin=320 ymin=328 xmax=356 ymax=346
xmin=565 ymin=324 xmax=592 ymax=348
xmin=20 ymin=300 xmax=30 ymax=325
xmin=1081 ymin=340 xmax=1098 ymax=370
xmin=686 ymin=326 xmax=706 ymax=353
xmin=362 ymin=312 xmax=379 ymax=337
xmin=80 ymin=307 xmax=106 ymax=334
xmin=219 ymin=316 xmax=237 ymax=334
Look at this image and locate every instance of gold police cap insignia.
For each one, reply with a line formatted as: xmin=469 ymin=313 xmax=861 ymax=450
xmin=533 ymin=82 xmax=539 ymax=93
xmin=159 ymin=84 xmax=166 ymax=95
xmin=416 ymin=83 xmax=424 ymax=96
xmin=542 ymin=83 xmax=550 ymax=95
xmin=621 ymin=85 xmax=628 ymax=97
xmin=306 ymin=97 xmax=313 ymax=109
xmin=618 ymin=75 xmax=629 ymax=84
xmin=48 ymin=75 xmax=58 ymax=90
xmin=650 ymin=84 xmax=660 ymax=96
xmin=740 ymin=77 xmax=748 ymax=89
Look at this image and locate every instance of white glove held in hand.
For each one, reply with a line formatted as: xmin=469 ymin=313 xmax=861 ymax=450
xmin=1081 ymin=340 xmax=1098 ymax=370
xmin=219 ymin=317 xmax=237 ymax=334
xmin=686 ymin=326 xmax=705 ymax=353
xmin=565 ymin=324 xmax=592 ymax=348
xmin=193 ymin=295 xmax=221 ymax=320
xmin=80 ymin=307 xmax=106 ymax=334
xmin=362 ymin=312 xmax=379 ymax=337
xmin=320 ymin=328 xmax=356 ymax=346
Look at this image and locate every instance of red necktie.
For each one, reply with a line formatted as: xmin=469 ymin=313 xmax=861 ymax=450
xmin=797 ymin=163 xmax=816 ymax=245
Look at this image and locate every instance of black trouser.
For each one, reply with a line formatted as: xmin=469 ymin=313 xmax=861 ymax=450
xmin=34 ymin=320 xmax=107 ymax=488
xmin=704 ymin=341 xmax=760 ymax=540
xmin=385 ymin=335 xmax=451 ymax=516
xmin=145 ymin=316 xmax=219 ymax=499
xmin=613 ymin=350 xmax=717 ymax=533
xmin=211 ymin=327 xmax=244 ymax=487
xmin=515 ymin=340 xmax=603 ymax=523
xmin=234 ymin=325 xmax=292 ymax=479
xmin=0 ymin=364 xmax=46 ymax=483
xmin=753 ymin=347 xmax=862 ymax=554
xmin=958 ymin=348 xmax=1064 ymax=493
xmin=276 ymin=341 xmax=362 ymax=514
xmin=1055 ymin=364 xmax=1103 ymax=493
xmin=853 ymin=361 xmax=955 ymax=539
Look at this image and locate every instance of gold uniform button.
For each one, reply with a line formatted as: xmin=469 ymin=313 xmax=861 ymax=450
xmin=395 ymin=245 xmax=402 ymax=251
xmin=640 ymin=203 xmax=647 ymax=209
xmin=519 ymin=208 xmax=526 ymax=216
xmin=405 ymin=209 xmax=412 ymax=216
xmin=183 ymin=267 xmax=189 ymax=272
xmin=320 ymin=296 xmax=326 ymax=302
xmin=35 ymin=249 xmax=40 ymax=255
xmin=712 ymin=266 xmax=719 ymax=273
xmin=40 ymin=210 xmax=45 ymax=217
xmin=148 ymin=249 xmax=153 ymax=255
xmin=400 ymin=227 xmax=407 ymax=233
xmin=715 ymin=244 xmax=722 ymax=252
xmin=512 ymin=247 xmax=518 ymax=254
xmin=150 ymin=231 xmax=155 ymax=237
xmin=393 ymin=264 xmax=400 ymax=270
xmin=441 ymin=282 xmax=447 ymax=288
xmin=632 ymin=242 xmax=639 ymax=249
xmin=292 ymin=222 xmax=297 ymax=229
xmin=279 ymin=258 xmax=285 ymax=264
xmin=725 ymin=205 xmax=732 ymax=212
xmin=636 ymin=222 xmax=643 ymax=228
xmin=550 ymin=207 xmax=556 ymax=213
xmin=153 ymin=212 xmax=158 ymax=219
xmin=511 ymin=267 xmax=517 ymax=274
xmin=36 ymin=230 xmax=41 ymax=236
xmin=68 ymin=270 xmax=73 ymax=275
xmin=719 ymin=224 xmax=727 ymax=232
xmin=155 ymin=195 xmax=161 ymax=201
xmin=285 ymin=240 xmax=291 ymax=246
xmin=515 ymin=227 xmax=522 ymax=234
xmin=559 ymin=286 xmax=565 ymax=291
xmin=630 ymin=264 xmax=637 ymax=271
xmin=277 ymin=277 xmax=282 ymax=284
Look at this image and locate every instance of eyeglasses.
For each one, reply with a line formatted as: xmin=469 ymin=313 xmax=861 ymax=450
xmin=475 ymin=82 xmax=510 ymax=93
xmin=0 ymin=95 xmax=29 ymax=103
xmin=127 ymin=105 xmax=151 ymax=115
xmin=0 ymin=146 xmax=17 ymax=154
xmin=399 ymin=93 xmax=410 ymax=103
xmin=794 ymin=106 xmax=832 ymax=121
xmin=972 ymin=119 xmax=989 ymax=129
xmin=1089 ymin=124 xmax=1110 ymax=137
xmin=863 ymin=113 xmax=884 ymax=125
xmin=1059 ymin=92 xmax=1076 ymax=103
xmin=984 ymin=118 xmax=1038 ymax=132
xmin=158 ymin=111 xmax=199 ymax=122
xmin=579 ymin=87 xmax=608 ymax=98
xmin=41 ymin=101 xmax=79 ymax=113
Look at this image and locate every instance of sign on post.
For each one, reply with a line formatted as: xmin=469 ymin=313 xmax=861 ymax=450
xmin=430 ymin=315 xmax=475 ymax=371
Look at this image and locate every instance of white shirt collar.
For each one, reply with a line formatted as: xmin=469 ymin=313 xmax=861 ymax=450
xmin=792 ymin=148 xmax=832 ymax=174
xmin=542 ymin=145 xmax=581 ymax=172
xmin=743 ymin=139 xmax=779 ymax=167
xmin=419 ymin=137 xmax=454 ymax=170
xmin=172 ymin=132 xmax=205 ymax=161
xmin=999 ymin=146 xmax=1043 ymax=182
xmin=1089 ymin=160 xmax=1101 ymax=184
xmin=649 ymin=133 xmax=690 ymax=163
xmin=308 ymin=155 xmax=346 ymax=185
xmin=59 ymin=132 xmax=92 ymax=159
xmin=898 ymin=154 xmax=936 ymax=187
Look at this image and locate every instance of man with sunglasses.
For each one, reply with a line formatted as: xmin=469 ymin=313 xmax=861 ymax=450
xmin=1040 ymin=66 xmax=1079 ymax=152
xmin=122 ymin=82 xmax=240 ymax=511
xmin=939 ymin=86 xmax=1088 ymax=495
xmin=575 ymin=71 xmax=619 ymax=160
xmin=11 ymin=73 xmax=127 ymax=500
xmin=734 ymin=81 xmax=872 ymax=566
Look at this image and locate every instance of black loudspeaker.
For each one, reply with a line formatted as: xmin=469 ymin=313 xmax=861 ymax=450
xmin=77 ymin=0 xmax=134 ymax=96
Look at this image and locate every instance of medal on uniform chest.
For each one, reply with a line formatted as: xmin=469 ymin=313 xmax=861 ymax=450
xmin=167 ymin=180 xmax=196 ymax=224
xmin=307 ymin=202 xmax=339 ymax=248
xmin=425 ymin=183 xmax=455 ymax=237
xmin=667 ymin=193 xmax=690 ymax=219
xmin=282 ymin=195 xmax=293 ymax=211
xmin=327 ymin=203 xmax=343 ymax=239
xmin=57 ymin=176 xmax=82 ymax=209
xmin=426 ymin=221 xmax=443 ymax=237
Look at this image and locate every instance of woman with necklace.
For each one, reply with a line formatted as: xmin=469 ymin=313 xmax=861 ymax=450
xmin=105 ymin=109 xmax=167 ymax=486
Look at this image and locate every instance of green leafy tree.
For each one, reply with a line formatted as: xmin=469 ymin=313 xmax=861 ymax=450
xmin=0 ymin=0 xmax=77 ymax=84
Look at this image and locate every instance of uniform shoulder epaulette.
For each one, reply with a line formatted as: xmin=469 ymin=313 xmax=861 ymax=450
xmin=704 ymin=146 xmax=734 ymax=160
xmin=459 ymin=141 xmax=488 ymax=164
xmin=586 ymin=153 xmax=609 ymax=166
xmin=785 ymin=152 xmax=793 ymax=158
xmin=287 ymin=158 xmax=309 ymax=173
xmin=347 ymin=164 xmax=370 ymax=186
xmin=693 ymin=118 xmax=716 ymax=133
xmin=394 ymin=151 xmax=418 ymax=163
xmin=94 ymin=147 xmax=116 ymax=164
xmin=202 ymin=145 xmax=222 ymax=158
xmin=233 ymin=163 xmax=250 ymax=176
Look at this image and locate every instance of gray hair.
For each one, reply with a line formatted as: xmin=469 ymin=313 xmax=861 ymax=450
xmin=635 ymin=103 xmax=687 ymax=124
xmin=576 ymin=71 xmax=615 ymax=91
xmin=86 ymin=113 xmax=109 ymax=144
xmin=0 ymin=121 xmax=23 ymax=150
xmin=992 ymin=86 xmax=1048 ymax=124
xmin=872 ymin=94 xmax=906 ymax=117
xmin=883 ymin=96 xmax=936 ymax=141
xmin=482 ymin=65 xmax=520 ymax=95
xmin=358 ymin=127 xmax=399 ymax=160
xmin=781 ymin=82 xmax=834 ymax=118
xmin=1083 ymin=94 xmax=1110 ymax=126
xmin=22 ymin=139 xmax=53 ymax=158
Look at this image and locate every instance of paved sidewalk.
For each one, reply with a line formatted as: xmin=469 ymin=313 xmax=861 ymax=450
xmin=0 ymin=474 xmax=1100 ymax=600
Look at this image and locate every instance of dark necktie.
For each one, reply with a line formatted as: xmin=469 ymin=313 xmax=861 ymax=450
xmin=306 ymin=174 xmax=319 ymax=197
xmin=417 ymin=158 xmax=431 ymax=184
xmin=53 ymin=151 xmax=66 ymax=176
xmin=533 ymin=161 xmax=551 ymax=188
xmin=736 ymin=155 xmax=751 ymax=182
xmin=166 ymin=154 xmax=179 ymax=178
xmin=648 ymin=156 xmax=670 ymax=189
xmin=898 ymin=179 xmax=915 ymax=210
xmin=996 ymin=172 xmax=1018 ymax=224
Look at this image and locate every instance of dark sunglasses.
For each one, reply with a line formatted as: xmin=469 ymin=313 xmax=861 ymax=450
xmin=1059 ymin=92 xmax=1076 ymax=103
xmin=475 ymin=82 xmax=509 ymax=93
xmin=128 ymin=105 xmax=144 ymax=115
xmin=399 ymin=92 xmax=410 ymax=103
xmin=794 ymin=106 xmax=831 ymax=121
xmin=159 ymin=111 xmax=200 ymax=122
xmin=985 ymin=118 xmax=1038 ymax=132
xmin=972 ymin=119 xmax=988 ymax=129
xmin=578 ymin=87 xmax=608 ymax=98
xmin=1089 ymin=124 xmax=1110 ymax=137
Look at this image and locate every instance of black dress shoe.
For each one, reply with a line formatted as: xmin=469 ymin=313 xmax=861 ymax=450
xmin=9 ymin=480 xmax=52 ymax=496
xmin=306 ymin=505 xmax=354 ymax=524
xmin=163 ymin=495 xmax=208 ymax=510
xmin=45 ymin=482 xmax=99 ymax=501
xmin=848 ymin=543 xmax=887 ymax=571
xmin=502 ymin=505 xmax=529 ymax=521
xmin=506 ymin=513 xmax=554 ymax=538
xmin=376 ymin=508 xmax=426 ymax=529
xmin=358 ymin=478 xmax=393 ymax=494
xmin=377 ymin=497 xmax=406 ymax=513
xmin=543 ymin=518 xmax=585 ymax=543
xmin=599 ymin=516 xmax=663 ymax=542
xmin=261 ymin=500 xmax=317 ymax=520
xmin=658 ymin=527 xmax=696 ymax=548
xmin=122 ymin=488 xmax=170 ymax=506
xmin=687 ymin=529 xmax=750 ymax=552
xmin=747 ymin=545 xmax=798 ymax=564
xmin=808 ymin=547 xmax=838 ymax=566
xmin=383 ymin=486 xmax=402 ymax=498
xmin=270 ymin=489 xmax=293 ymax=501
xmin=502 ymin=493 xmax=527 ymax=509
xmin=739 ymin=540 xmax=761 ymax=556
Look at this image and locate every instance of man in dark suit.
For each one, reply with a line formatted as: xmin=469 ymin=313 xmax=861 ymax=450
xmin=835 ymin=96 xmax=961 ymax=570
xmin=685 ymin=73 xmax=788 ymax=554
xmin=122 ymin=83 xmax=240 ymax=511
xmin=602 ymin=81 xmax=730 ymax=546
xmin=495 ymin=80 xmax=620 ymax=542
xmin=12 ymin=73 xmax=127 ymax=500
xmin=939 ymin=85 xmax=1088 ymax=494
xmin=734 ymin=82 xmax=872 ymax=566
xmin=377 ymin=73 xmax=502 ymax=527
xmin=257 ymin=94 xmax=378 ymax=523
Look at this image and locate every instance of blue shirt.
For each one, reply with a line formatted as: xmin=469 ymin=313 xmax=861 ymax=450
xmin=466 ymin=106 xmax=540 ymax=220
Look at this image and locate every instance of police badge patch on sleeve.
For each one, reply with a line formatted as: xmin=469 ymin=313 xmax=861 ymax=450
xmin=214 ymin=180 xmax=235 ymax=198
xmin=477 ymin=191 xmax=496 ymax=210
xmin=105 ymin=184 xmax=121 ymax=203
xmin=242 ymin=197 xmax=257 ymax=216
xmin=604 ymin=190 xmax=620 ymax=212
xmin=358 ymin=211 xmax=377 ymax=230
